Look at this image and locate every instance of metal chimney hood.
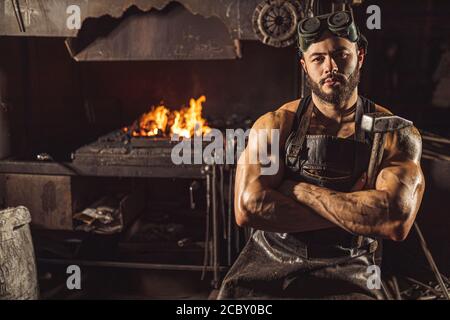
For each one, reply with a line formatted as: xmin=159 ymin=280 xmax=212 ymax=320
xmin=1 ymin=0 xmax=304 ymax=60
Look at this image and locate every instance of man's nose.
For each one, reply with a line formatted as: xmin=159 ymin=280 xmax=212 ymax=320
xmin=324 ymin=56 xmax=338 ymax=75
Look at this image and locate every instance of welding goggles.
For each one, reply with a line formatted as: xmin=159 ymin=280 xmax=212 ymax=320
xmin=298 ymin=11 xmax=368 ymax=54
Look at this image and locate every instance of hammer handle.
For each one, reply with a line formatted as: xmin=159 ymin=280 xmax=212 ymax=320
xmin=367 ymin=132 xmax=387 ymax=188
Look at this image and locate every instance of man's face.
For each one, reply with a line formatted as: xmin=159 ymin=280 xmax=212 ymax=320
xmin=301 ymin=32 xmax=364 ymax=106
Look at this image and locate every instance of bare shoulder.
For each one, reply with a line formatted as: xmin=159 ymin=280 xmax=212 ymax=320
xmin=252 ymin=99 xmax=300 ymax=140
xmin=374 ymin=104 xmax=422 ymax=163
xmin=279 ymin=99 xmax=301 ymax=113
xmin=374 ymin=103 xmax=394 ymax=115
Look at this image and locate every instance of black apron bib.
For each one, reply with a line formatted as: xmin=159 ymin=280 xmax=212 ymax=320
xmin=218 ymin=96 xmax=385 ymax=300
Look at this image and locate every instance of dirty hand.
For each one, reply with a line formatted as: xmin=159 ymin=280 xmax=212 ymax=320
xmin=351 ymin=172 xmax=367 ymax=192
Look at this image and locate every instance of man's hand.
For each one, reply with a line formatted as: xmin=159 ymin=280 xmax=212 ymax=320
xmin=351 ymin=173 xmax=367 ymax=192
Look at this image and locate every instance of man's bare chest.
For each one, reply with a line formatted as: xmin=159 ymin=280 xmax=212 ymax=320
xmin=307 ymin=113 xmax=356 ymax=139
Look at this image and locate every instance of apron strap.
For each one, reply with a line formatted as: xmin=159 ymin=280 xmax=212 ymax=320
xmin=286 ymin=96 xmax=313 ymax=168
xmin=355 ymin=96 xmax=365 ymax=142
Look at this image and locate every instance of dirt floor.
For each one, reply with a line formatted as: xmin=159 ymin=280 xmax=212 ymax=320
xmin=38 ymin=264 xmax=218 ymax=300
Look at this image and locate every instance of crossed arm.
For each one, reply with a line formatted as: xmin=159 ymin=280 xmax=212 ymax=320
xmin=235 ymin=110 xmax=425 ymax=241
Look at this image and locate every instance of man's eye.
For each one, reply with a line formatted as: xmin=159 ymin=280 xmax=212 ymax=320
xmin=313 ymin=57 xmax=324 ymax=62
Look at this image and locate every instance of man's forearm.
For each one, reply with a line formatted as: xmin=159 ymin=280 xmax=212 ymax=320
xmin=239 ymin=185 xmax=336 ymax=233
xmin=281 ymin=181 xmax=399 ymax=238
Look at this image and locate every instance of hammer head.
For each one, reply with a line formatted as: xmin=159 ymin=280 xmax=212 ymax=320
xmin=361 ymin=112 xmax=413 ymax=133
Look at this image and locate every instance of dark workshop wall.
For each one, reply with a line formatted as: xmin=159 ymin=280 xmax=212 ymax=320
xmin=355 ymin=0 xmax=450 ymax=136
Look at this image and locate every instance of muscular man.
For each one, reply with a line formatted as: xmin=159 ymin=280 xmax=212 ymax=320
xmin=218 ymin=12 xmax=425 ymax=299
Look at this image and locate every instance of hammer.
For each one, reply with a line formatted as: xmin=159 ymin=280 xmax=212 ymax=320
xmin=361 ymin=112 xmax=413 ymax=188
xmin=361 ymin=112 xmax=450 ymax=300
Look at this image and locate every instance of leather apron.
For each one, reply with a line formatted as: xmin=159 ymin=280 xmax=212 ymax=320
xmin=217 ymin=96 xmax=385 ymax=300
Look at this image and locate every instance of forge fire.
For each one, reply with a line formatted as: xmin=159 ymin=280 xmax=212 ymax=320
xmin=123 ymin=95 xmax=211 ymax=139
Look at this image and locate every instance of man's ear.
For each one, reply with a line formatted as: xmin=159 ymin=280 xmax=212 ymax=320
xmin=300 ymin=58 xmax=308 ymax=73
xmin=357 ymin=47 xmax=365 ymax=70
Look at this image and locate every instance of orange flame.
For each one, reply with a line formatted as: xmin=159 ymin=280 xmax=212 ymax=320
xmin=126 ymin=96 xmax=211 ymax=139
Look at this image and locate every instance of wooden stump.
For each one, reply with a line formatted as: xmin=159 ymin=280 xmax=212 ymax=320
xmin=0 ymin=206 xmax=39 ymax=300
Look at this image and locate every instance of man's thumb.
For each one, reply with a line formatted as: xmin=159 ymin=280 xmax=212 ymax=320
xmin=351 ymin=172 xmax=367 ymax=191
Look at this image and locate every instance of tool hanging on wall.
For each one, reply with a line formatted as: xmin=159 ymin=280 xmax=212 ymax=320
xmin=252 ymin=0 xmax=305 ymax=48
xmin=11 ymin=0 xmax=26 ymax=32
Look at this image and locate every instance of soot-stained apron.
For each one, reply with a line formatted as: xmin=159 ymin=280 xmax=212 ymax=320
xmin=218 ymin=95 xmax=385 ymax=300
